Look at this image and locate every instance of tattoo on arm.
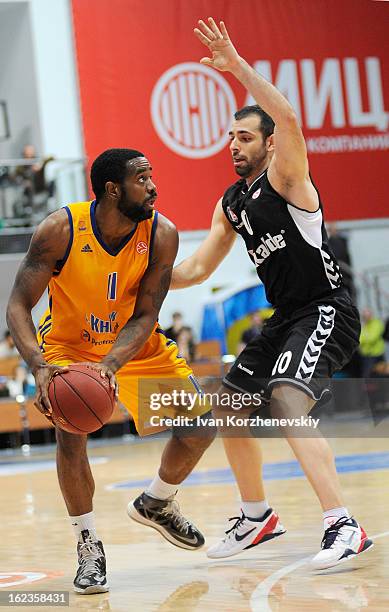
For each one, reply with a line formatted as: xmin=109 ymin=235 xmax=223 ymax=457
xmin=103 ymin=355 xmax=122 ymax=372
xmin=113 ymin=326 xmax=140 ymax=347
xmin=103 ymin=318 xmax=150 ymax=369
xmin=145 ymin=265 xmax=172 ymax=311
xmin=25 ymin=236 xmax=52 ymax=271
xmin=12 ymin=237 xmax=53 ymax=296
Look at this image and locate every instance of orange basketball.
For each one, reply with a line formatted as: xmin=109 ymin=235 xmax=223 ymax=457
xmin=48 ymin=363 xmax=115 ymax=434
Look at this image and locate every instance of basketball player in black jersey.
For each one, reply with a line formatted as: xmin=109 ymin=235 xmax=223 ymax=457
xmin=172 ymin=18 xmax=372 ymax=569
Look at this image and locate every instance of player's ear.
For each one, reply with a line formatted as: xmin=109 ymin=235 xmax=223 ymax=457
xmin=266 ymin=134 xmax=275 ymax=153
xmin=105 ymin=181 xmax=120 ymax=199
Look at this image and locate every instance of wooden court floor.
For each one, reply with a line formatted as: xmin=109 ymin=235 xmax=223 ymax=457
xmin=1 ymin=435 xmax=389 ymax=611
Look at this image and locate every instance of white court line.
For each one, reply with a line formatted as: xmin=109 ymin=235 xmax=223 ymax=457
xmin=250 ymin=529 xmax=389 ymax=611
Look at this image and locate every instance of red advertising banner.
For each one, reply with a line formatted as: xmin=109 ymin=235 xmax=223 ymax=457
xmin=71 ymin=0 xmax=389 ymax=228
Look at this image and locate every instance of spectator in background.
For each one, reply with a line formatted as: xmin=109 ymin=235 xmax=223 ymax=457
xmin=176 ymin=326 xmax=196 ymax=363
xmin=237 ymin=311 xmax=263 ymax=354
xmin=0 ymin=165 xmax=10 ymax=187
xmin=327 ymin=223 xmax=356 ymax=301
xmin=359 ymin=308 xmax=385 ymax=377
xmin=165 ymin=311 xmax=184 ymax=342
xmin=0 ymin=329 xmax=18 ymax=358
xmin=13 ymin=144 xmax=54 ymax=217
xmin=0 ymin=330 xmax=27 ymax=397
xmin=383 ymin=317 xmax=389 ymax=362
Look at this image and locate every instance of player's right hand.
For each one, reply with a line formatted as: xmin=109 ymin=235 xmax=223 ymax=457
xmin=33 ymin=363 xmax=69 ymax=420
xmin=194 ymin=18 xmax=240 ymax=73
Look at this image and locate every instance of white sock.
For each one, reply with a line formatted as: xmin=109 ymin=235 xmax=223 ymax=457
xmin=146 ymin=474 xmax=178 ymax=500
xmin=323 ymin=507 xmax=350 ymax=529
xmin=70 ymin=511 xmax=98 ymax=542
xmin=241 ymin=500 xmax=270 ymax=520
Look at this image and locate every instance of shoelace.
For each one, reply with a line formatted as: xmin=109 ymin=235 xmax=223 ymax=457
xmin=225 ymin=514 xmax=246 ymax=538
xmin=78 ymin=542 xmax=103 ymax=577
xmin=161 ymin=500 xmax=192 ymax=535
xmin=321 ymin=516 xmax=353 ymax=550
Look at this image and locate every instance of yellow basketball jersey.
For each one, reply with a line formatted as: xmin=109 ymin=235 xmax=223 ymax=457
xmin=37 ymin=201 xmax=159 ymax=358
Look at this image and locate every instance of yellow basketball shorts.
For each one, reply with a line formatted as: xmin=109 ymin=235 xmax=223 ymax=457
xmin=40 ymin=329 xmax=210 ymax=435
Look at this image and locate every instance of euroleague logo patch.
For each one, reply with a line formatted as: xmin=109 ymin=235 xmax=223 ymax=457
xmin=136 ymin=241 xmax=148 ymax=254
xmin=252 ymin=188 xmax=261 ymax=199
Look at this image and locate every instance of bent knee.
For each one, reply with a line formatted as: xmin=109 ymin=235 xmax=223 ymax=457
xmin=270 ymin=383 xmax=315 ymax=418
xmin=177 ymin=433 xmax=215 ymax=454
xmin=173 ymin=412 xmax=216 ymax=449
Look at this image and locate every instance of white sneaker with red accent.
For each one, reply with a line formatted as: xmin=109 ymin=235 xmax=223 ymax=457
xmin=311 ymin=516 xmax=373 ymax=570
xmin=206 ymin=509 xmax=285 ymax=559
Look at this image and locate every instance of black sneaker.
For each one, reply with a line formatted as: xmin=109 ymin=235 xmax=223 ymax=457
xmin=74 ymin=530 xmax=109 ymax=594
xmin=127 ymin=492 xmax=205 ymax=550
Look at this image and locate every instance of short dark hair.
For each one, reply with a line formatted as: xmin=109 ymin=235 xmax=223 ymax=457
xmin=90 ymin=148 xmax=144 ymax=201
xmin=234 ymin=105 xmax=275 ymax=139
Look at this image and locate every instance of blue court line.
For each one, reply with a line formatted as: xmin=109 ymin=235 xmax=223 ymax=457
xmin=108 ymin=450 xmax=389 ymax=490
xmin=0 ymin=457 xmax=107 ymax=476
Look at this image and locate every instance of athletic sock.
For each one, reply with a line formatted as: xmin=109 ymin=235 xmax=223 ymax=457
xmin=70 ymin=510 xmax=98 ymax=542
xmin=146 ymin=473 xmax=178 ymax=500
xmin=323 ymin=507 xmax=350 ymax=530
xmin=241 ymin=500 xmax=270 ymax=520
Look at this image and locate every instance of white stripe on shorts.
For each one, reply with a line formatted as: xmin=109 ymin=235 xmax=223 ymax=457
xmin=295 ymin=305 xmax=336 ymax=383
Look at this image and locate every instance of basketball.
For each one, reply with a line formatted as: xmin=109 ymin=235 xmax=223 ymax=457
xmin=48 ymin=363 xmax=116 ymax=434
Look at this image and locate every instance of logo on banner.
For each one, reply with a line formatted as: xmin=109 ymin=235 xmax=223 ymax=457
xmin=246 ymin=57 xmax=389 ymax=154
xmin=151 ymin=62 xmax=236 ymax=159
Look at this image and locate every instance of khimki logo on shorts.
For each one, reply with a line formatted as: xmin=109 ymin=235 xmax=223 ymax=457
xmin=151 ymin=62 xmax=236 ymax=159
xmin=248 ymin=231 xmax=286 ymax=267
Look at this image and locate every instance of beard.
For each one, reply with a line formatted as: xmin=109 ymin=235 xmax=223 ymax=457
xmin=117 ymin=194 xmax=154 ymax=222
xmin=235 ymin=162 xmax=253 ymax=178
xmin=234 ymin=148 xmax=268 ymax=178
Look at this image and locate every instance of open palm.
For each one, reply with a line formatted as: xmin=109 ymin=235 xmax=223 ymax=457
xmin=194 ymin=18 xmax=240 ymax=72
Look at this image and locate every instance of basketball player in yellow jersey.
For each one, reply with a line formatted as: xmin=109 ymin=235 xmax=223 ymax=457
xmin=7 ymin=149 xmax=215 ymax=595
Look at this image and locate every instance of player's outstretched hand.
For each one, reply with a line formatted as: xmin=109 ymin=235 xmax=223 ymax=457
xmin=33 ymin=363 xmax=69 ymax=420
xmin=194 ymin=18 xmax=240 ymax=72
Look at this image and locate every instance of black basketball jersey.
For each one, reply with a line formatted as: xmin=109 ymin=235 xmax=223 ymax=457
xmin=222 ymin=170 xmax=345 ymax=311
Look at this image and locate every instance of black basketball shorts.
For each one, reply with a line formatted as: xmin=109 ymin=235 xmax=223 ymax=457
xmin=223 ymin=294 xmax=361 ymax=402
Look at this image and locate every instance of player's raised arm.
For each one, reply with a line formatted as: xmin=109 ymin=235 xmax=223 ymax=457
xmin=171 ymin=198 xmax=236 ymax=289
xmin=102 ymin=216 xmax=179 ymax=372
xmin=195 ymin=18 xmax=318 ymax=211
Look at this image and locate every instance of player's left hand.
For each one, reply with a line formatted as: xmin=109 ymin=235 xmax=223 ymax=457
xmin=83 ymin=361 xmax=119 ymax=400
xmin=194 ymin=18 xmax=240 ymax=72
